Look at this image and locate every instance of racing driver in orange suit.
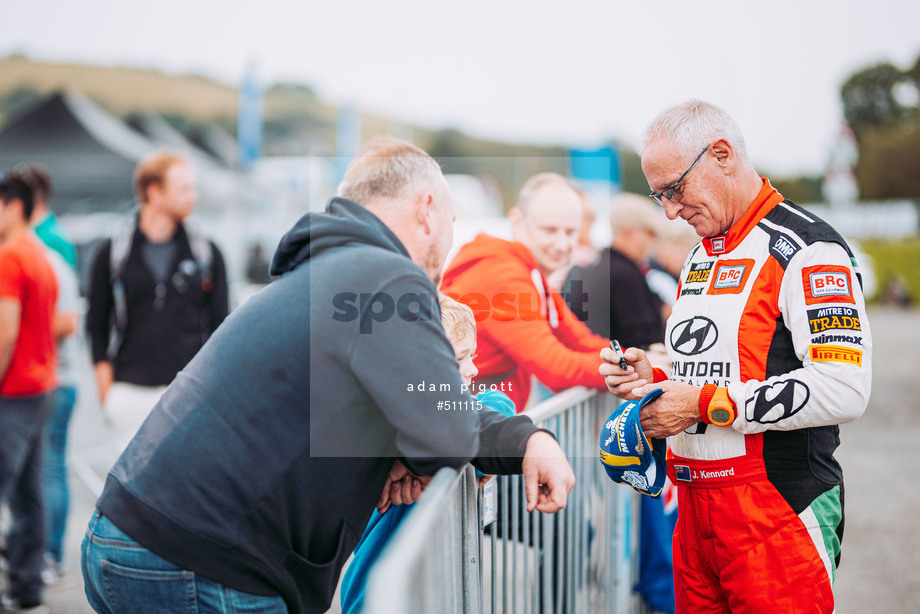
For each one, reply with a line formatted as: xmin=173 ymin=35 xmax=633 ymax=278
xmin=601 ymin=100 xmax=871 ymax=614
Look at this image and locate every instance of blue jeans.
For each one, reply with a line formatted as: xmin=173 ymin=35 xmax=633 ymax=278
xmin=81 ymin=511 xmax=289 ymax=613
xmin=41 ymin=385 xmax=78 ymax=564
xmin=0 ymin=391 xmax=55 ymax=607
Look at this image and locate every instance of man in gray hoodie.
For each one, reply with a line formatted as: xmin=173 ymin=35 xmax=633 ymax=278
xmin=81 ymin=136 xmax=576 ymax=614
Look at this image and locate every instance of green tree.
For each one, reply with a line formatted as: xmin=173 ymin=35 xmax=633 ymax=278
xmin=841 ymin=62 xmax=907 ymax=135
xmin=840 ymin=55 xmax=920 ymax=199
xmin=856 ymin=124 xmax=920 ymax=199
xmin=771 ymin=176 xmax=824 ymax=204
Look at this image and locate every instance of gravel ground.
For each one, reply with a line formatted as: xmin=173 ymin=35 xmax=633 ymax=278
xmin=834 ymin=306 xmax=920 ymax=613
xmin=33 ymin=306 xmax=920 ymax=613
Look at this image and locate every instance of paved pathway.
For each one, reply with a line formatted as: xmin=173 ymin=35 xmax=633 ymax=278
xmin=834 ymin=306 xmax=920 ymax=613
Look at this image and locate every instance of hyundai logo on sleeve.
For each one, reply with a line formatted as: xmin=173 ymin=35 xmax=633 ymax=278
xmin=746 ymin=379 xmax=810 ymax=424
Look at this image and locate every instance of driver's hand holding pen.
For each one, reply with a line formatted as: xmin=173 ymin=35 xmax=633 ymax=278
xmin=599 ymin=339 xmax=656 ymax=401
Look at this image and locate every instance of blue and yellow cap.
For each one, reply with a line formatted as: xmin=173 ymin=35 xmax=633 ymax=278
xmin=598 ymin=388 xmax=667 ymax=498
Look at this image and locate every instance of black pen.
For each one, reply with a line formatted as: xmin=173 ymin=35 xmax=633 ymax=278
xmin=610 ymin=340 xmax=628 ymax=371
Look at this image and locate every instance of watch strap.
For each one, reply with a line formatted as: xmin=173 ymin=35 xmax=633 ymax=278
xmin=698 ymin=384 xmax=717 ymax=424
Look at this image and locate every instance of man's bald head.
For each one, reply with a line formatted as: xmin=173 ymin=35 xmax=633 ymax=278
xmin=510 ymin=173 xmax=583 ymax=274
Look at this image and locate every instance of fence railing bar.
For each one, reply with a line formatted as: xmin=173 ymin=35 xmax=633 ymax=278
xmin=364 ymin=387 xmax=641 ymax=614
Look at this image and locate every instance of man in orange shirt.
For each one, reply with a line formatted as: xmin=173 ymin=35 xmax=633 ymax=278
xmin=441 ymin=172 xmax=609 ymax=410
xmin=0 ymin=171 xmax=59 ymax=612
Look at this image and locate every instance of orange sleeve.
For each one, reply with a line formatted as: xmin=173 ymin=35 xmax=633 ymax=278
xmin=473 ymin=267 xmax=609 ymax=392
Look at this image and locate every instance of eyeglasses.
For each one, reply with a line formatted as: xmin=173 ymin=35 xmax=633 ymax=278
xmin=649 ymin=145 xmax=709 ymax=206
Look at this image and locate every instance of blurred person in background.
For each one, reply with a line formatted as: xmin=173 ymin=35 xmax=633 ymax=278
xmin=566 ymin=192 xmax=666 ymax=348
xmin=16 ymin=164 xmax=81 ymax=585
xmin=547 ymin=186 xmax=599 ymax=290
xmin=601 ymin=99 xmax=872 ymax=613
xmin=646 ymin=218 xmax=700 ymax=320
xmin=441 ymin=172 xmax=609 ymax=411
xmin=0 ymin=173 xmax=58 ymax=613
xmin=85 ymin=151 xmax=228 ymax=451
xmin=15 ymin=164 xmax=77 ymax=271
xmin=881 ymin=273 xmax=911 ymax=308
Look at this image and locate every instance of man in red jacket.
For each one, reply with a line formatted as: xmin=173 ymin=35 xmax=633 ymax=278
xmin=441 ymin=172 xmax=609 ymax=410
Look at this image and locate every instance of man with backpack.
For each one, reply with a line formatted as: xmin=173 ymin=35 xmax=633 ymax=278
xmin=85 ymin=150 xmax=229 ymax=450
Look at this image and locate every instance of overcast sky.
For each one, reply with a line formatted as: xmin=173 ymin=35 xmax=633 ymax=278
xmin=6 ymin=0 xmax=920 ymax=176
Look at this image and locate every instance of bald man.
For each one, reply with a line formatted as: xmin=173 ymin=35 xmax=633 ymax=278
xmin=441 ymin=172 xmax=609 ymax=410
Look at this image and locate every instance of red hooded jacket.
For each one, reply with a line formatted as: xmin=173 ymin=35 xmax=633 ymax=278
xmin=441 ymin=233 xmax=609 ymax=410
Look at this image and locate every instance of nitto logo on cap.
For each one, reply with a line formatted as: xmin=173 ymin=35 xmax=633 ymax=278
xmin=621 ymin=471 xmax=650 ymax=492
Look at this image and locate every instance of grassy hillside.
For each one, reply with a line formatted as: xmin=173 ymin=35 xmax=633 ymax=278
xmin=0 ymin=56 xmax=509 ymax=158
xmin=0 ymin=55 xmax=618 ymax=204
xmin=0 ymin=55 xmax=240 ymax=120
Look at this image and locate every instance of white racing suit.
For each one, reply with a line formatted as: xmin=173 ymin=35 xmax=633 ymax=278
xmin=663 ymin=179 xmax=872 ymax=613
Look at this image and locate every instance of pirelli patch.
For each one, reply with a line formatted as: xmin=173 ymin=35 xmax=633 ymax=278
xmin=810 ymin=344 xmax=862 ymax=366
xmin=708 ymin=259 xmax=755 ymax=295
xmin=807 ymin=306 xmax=861 ymax=334
xmin=803 ymin=265 xmax=855 ymax=305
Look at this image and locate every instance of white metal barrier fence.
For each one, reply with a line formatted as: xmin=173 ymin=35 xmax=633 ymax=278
xmin=364 ymin=387 xmax=641 ymax=614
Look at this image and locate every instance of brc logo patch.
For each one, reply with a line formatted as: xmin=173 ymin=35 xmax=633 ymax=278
xmin=707 ymin=259 xmax=755 ymax=295
xmin=810 ymin=344 xmax=863 ymax=366
xmin=803 ymin=265 xmax=854 ymax=305
xmin=807 ymin=306 xmax=861 ymax=334
xmin=810 ymin=272 xmax=849 ymax=296
xmin=715 ymin=265 xmax=745 ymax=288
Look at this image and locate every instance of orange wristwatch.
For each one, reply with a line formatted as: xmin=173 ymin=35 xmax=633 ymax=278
xmin=699 ymin=384 xmax=737 ymax=427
